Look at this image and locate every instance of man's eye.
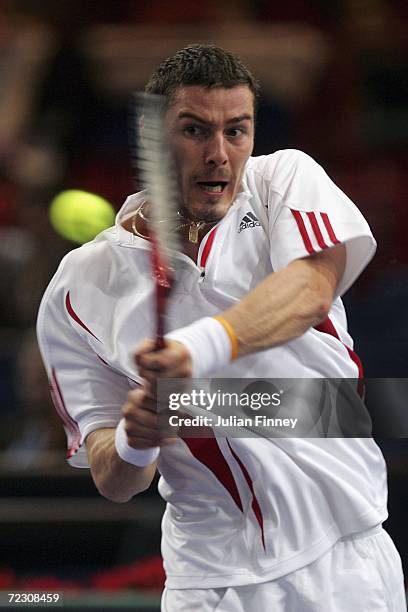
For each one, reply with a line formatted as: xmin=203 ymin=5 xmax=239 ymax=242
xmin=226 ymin=128 xmax=244 ymax=138
xmin=184 ymin=126 xmax=203 ymax=136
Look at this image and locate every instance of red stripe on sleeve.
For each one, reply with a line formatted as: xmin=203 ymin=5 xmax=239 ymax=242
xmin=227 ymin=440 xmax=266 ymax=551
xmin=290 ymin=209 xmax=315 ymax=254
xmin=182 ymin=437 xmax=243 ymax=512
xmin=65 ymin=292 xmax=101 ymax=342
xmin=306 ymin=212 xmax=328 ymax=249
xmin=320 ymin=213 xmax=341 ymax=245
xmin=50 ymin=368 xmax=81 ymax=458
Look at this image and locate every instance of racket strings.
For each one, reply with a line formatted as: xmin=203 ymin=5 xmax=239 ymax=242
xmin=132 ymin=93 xmax=180 ymax=264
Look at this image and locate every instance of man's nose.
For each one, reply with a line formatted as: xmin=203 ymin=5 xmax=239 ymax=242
xmin=204 ymin=133 xmax=228 ymax=167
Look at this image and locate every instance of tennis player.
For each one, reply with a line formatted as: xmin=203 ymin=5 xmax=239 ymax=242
xmin=37 ymin=44 xmax=406 ymax=610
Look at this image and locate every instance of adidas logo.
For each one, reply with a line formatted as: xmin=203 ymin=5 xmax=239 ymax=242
xmin=238 ymin=212 xmax=261 ymax=233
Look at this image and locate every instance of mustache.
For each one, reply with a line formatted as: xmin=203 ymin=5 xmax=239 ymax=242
xmin=192 ymin=172 xmax=231 ymax=182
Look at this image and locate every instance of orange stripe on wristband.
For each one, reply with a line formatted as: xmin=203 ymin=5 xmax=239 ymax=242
xmin=213 ymin=315 xmax=239 ymax=361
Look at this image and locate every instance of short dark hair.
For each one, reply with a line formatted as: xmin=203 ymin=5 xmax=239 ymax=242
xmin=145 ymin=43 xmax=261 ymax=109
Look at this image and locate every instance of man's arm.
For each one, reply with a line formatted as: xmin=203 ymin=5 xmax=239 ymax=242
xmin=86 ymin=386 xmax=174 ymax=503
xmin=136 ymin=245 xmax=346 ymax=378
xmin=224 ymin=243 xmax=346 ymax=356
xmin=86 ymin=428 xmax=157 ymax=503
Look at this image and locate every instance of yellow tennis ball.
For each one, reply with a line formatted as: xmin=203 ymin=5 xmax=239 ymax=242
xmin=49 ymin=190 xmax=116 ymax=244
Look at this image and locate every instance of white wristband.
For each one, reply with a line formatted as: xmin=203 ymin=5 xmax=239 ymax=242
xmin=115 ymin=418 xmax=159 ymax=467
xmin=166 ymin=317 xmax=232 ymax=378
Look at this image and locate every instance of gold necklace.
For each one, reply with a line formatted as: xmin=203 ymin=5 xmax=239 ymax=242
xmin=130 ymin=202 xmax=218 ymax=244
xmin=176 ymin=212 xmax=209 ymax=244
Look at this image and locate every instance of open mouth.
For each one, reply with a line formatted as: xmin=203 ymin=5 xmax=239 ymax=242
xmin=196 ymin=181 xmax=228 ymax=193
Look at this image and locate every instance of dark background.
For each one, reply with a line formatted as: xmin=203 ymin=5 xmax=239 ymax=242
xmin=0 ymin=1 xmax=406 ymax=609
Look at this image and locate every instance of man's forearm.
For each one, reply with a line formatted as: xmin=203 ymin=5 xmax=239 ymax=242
xmin=86 ymin=428 xmax=157 ymax=503
xmin=223 ymin=253 xmax=340 ymax=357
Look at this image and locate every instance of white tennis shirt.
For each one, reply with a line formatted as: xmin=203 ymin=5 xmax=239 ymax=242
xmin=37 ymin=150 xmax=387 ymax=588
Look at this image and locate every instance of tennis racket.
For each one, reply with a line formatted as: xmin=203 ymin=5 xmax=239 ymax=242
xmin=131 ymin=92 xmax=180 ymax=349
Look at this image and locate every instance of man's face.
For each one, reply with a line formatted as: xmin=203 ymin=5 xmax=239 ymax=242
xmin=165 ymin=85 xmax=255 ymax=222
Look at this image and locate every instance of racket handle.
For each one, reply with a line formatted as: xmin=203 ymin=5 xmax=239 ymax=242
xmin=150 ymin=235 xmax=173 ymax=351
xmin=155 ymin=313 xmax=166 ymax=350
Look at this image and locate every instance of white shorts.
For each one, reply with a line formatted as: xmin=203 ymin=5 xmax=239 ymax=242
xmin=161 ymin=526 xmax=406 ymax=611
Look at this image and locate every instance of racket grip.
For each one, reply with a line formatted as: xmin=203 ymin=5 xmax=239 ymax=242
xmin=151 ymin=236 xmax=173 ymax=351
xmin=155 ymin=312 xmax=166 ymax=350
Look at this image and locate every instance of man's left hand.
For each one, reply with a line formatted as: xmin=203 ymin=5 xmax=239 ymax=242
xmin=135 ymin=339 xmax=193 ymax=383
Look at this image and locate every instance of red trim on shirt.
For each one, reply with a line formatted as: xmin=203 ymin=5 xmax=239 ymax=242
xmin=65 ymin=291 xmax=101 ymax=342
xmin=50 ymin=368 xmax=81 ymax=458
xmin=290 ymin=210 xmax=315 ymax=254
xmin=306 ymin=212 xmax=328 ymax=249
xmin=200 ymin=227 xmax=218 ymax=268
xmin=314 ymin=317 xmax=364 ymax=396
xmin=227 ymin=439 xmax=266 ymax=551
xmin=320 ymin=213 xmax=340 ymax=245
xmin=182 ymin=437 xmax=243 ymax=512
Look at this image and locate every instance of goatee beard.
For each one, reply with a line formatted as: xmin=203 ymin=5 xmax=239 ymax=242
xmin=178 ymin=205 xmax=223 ymax=224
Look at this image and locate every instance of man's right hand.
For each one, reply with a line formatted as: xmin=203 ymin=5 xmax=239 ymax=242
xmin=122 ymin=386 xmax=176 ymax=449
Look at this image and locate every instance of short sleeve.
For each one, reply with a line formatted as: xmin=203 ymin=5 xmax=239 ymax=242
xmin=37 ymin=275 xmax=132 ymax=468
xmin=268 ymin=150 xmax=376 ymax=297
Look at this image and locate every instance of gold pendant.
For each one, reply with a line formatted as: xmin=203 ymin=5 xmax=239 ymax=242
xmin=189 ymin=223 xmax=199 ymax=243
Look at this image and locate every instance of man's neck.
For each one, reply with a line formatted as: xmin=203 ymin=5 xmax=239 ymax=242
xmin=122 ymin=203 xmax=218 ymax=264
